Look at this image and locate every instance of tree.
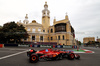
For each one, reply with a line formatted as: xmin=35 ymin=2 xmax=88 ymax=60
xmin=78 ymin=41 xmax=81 ymax=45
xmin=0 ymin=25 xmax=2 ymax=28
xmin=0 ymin=21 xmax=29 ymax=43
xmin=0 ymin=26 xmax=5 ymax=43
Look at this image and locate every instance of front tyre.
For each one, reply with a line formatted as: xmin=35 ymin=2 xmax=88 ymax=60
xmin=29 ymin=55 xmax=39 ymax=63
xmin=68 ymin=53 xmax=75 ymax=60
xmin=75 ymin=54 xmax=80 ymax=59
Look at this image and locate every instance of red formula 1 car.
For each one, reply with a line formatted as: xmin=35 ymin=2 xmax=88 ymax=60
xmin=27 ymin=48 xmax=80 ymax=63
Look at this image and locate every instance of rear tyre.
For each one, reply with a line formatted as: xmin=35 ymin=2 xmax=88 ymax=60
xmin=56 ymin=54 xmax=63 ymax=60
xmin=29 ymin=55 xmax=39 ymax=63
xmin=59 ymin=55 xmax=63 ymax=60
xmin=68 ymin=53 xmax=75 ymax=60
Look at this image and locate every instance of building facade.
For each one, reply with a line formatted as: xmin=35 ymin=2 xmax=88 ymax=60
xmin=97 ymin=38 xmax=100 ymax=43
xmin=17 ymin=2 xmax=76 ymax=45
xmin=83 ymin=37 xmax=95 ymax=44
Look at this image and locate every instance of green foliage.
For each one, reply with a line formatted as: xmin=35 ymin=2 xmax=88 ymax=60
xmin=88 ymin=41 xmax=95 ymax=44
xmin=78 ymin=41 xmax=81 ymax=45
xmin=0 ymin=21 xmax=29 ymax=43
xmin=0 ymin=25 xmax=2 ymax=28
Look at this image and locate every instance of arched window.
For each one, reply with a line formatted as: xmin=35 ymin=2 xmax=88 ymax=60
xmin=24 ymin=38 xmax=27 ymax=40
xmin=48 ymin=37 xmax=49 ymax=40
xmin=40 ymin=36 xmax=43 ymax=41
xmin=63 ymin=35 xmax=64 ymax=40
xmin=43 ymin=30 xmax=45 ymax=32
xmin=58 ymin=36 xmax=60 ymax=40
xmin=51 ymin=37 xmax=53 ymax=40
xmin=51 ymin=29 xmax=53 ymax=33
xmin=48 ymin=30 xmax=49 ymax=33
xmin=32 ymin=36 xmax=35 ymax=40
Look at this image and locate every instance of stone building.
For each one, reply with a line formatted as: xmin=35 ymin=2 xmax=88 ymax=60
xmin=17 ymin=2 xmax=76 ymax=45
xmin=97 ymin=38 xmax=100 ymax=43
xmin=83 ymin=37 xmax=95 ymax=44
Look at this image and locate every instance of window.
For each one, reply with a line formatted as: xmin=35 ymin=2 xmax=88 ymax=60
xmin=48 ymin=30 xmax=49 ymax=33
xmin=48 ymin=37 xmax=49 ymax=40
xmin=24 ymin=38 xmax=27 ymax=40
xmin=38 ymin=28 xmax=41 ymax=32
xmin=51 ymin=29 xmax=53 ymax=33
xmin=55 ymin=26 xmax=65 ymax=32
xmin=32 ymin=36 xmax=35 ymax=40
xmin=43 ymin=30 xmax=45 ymax=32
xmin=40 ymin=36 xmax=43 ymax=41
xmin=27 ymin=28 xmax=30 ymax=31
xmin=58 ymin=36 xmax=60 ymax=40
xmin=32 ymin=28 xmax=35 ymax=33
xmin=51 ymin=37 xmax=53 ymax=40
xmin=55 ymin=23 xmax=66 ymax=32
xmin=63 ymin=35 xmax=64 ymax=40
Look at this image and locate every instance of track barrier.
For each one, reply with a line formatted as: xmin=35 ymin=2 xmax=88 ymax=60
xmin=18 ymin=44 xmax=29 ymax=47
xmin=4 ymin=44 xmax=18 ymax=47
xmin=3 ymin=44 xmax=77 ymax=48
xmin=0 ymin=44 xmax=4 ymax=48
xmin=40 ymin=45 xmax=52 ymax=48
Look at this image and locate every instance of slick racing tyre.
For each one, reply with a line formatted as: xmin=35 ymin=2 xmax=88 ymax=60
xmin=29 ymin=54 xmax=39 ymax=63
xmin=56 ymin=54 xmax=63 ymax=60
xmin=75 ymin=54 xmax=80 ymax=59
xmin=59 ymin=55 xmax=63 ymax=60
xmin=68 ymin=53 xmax=75 ymax=60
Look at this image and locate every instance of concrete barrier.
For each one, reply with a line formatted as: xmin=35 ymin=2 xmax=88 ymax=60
xmin=18 ymin=44 xmax=29 ymax=47
xmin=4 ymin=44 xmax=18 ymax=47
xmin=30 ymin=44 xmax=32 ymax=47
xmin=40 ymin=45 xmax=52 ymax=48
xmin=74 ymin=45 xmax=77 ymax=48
xmin=63 ymin=45 xmax=72 ymax=48
xmin=3 ymin=43 xmax=74 ymax=49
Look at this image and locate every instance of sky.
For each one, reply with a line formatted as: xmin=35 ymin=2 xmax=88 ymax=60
xmin=0 ymin=0 xmax=100 ymax=42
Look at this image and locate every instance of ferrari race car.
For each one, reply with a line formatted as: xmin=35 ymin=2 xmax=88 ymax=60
xmin=27 ymin=48 xmax=80 ymax=63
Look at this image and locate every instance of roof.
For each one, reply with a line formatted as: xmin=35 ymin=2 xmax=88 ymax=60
xmin=25 ymin=20 xmax=42 ymax=27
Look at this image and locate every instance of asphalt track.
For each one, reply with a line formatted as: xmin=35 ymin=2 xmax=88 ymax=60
xmin=0 ymin=47 xmax=100 ymax=66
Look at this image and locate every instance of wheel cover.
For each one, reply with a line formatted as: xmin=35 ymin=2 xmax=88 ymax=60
xmin=70 ymin=54 xmax=74 ymax=58
xmin=32 ymin=56 xmax=37 ymax=61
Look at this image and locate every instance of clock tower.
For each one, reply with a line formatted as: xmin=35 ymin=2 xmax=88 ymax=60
xmin=42 ymin=2 xmax=50 ymax=32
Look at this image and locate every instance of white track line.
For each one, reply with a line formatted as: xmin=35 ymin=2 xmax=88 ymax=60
xmin=0 ymin=50 xmax=28 ymax=60
xmin=74 ymin=52 xmax=85 ymax=53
